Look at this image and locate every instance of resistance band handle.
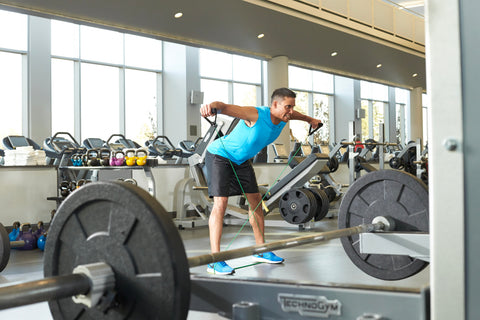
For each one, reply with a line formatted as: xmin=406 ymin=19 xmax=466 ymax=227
xmin=308 ymin=122 xmax=323 ymax=136
xmin=203 ymin=108 xmax=217 ymax=126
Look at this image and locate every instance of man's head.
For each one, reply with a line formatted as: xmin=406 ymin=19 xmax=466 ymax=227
xmin=270 ymin=88 xmax=296 ymax=123
xmin=270 ymin=87 xmax=296 ymax=104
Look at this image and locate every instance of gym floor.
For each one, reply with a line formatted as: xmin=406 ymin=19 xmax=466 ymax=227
xmin=0 ymin=203 xmax=429 ymax=319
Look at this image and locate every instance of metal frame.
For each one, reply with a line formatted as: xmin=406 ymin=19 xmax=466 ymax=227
xmin=190 ymin=276 xmax=429 ymax=320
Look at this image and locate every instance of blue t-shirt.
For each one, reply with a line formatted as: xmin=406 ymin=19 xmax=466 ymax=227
xmin=207 ymin=106 xmax=286 ymax=165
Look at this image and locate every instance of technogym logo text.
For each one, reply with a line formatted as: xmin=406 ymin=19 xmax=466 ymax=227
xmin=278 ymin=293 xmax=341 ymax=318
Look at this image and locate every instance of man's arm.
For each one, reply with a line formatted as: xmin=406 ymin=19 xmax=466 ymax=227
xmin=291 ymin=110 xmax=323 ymax=129
xmin=200 ymin=101 xmax=259 ymax=126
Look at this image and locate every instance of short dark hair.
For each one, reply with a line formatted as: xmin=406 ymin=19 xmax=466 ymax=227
xmin=271 ymin=88 xmax=296 ymax=104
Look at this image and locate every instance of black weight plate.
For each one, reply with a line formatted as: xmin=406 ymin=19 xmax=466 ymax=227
xmin=309 ymin=188 xmax=329 ymax=221
xmin=317 ymin=189 xmax=330 ymax=219
xmin=279 ymin=188 xmax=315 ymax=224
xmin=364 ymin=139 xmax=377 ymax=152
xmin=0 ymin=223 xmax=10 ymax=272
xmin=327 ymin=156 xmax=339 ymax=173
xmin=44 ymin=182 xmax=190 ymax=320
xmin=338 ymin=169 xmax=429 ymax=281
xmin=321 ymin=180 xmax=337 ymax=202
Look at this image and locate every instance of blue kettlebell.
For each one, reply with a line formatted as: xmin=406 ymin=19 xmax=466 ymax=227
xmin=8 ymin=221 xmax=20 ymax=242
xmin=17 ymin=224 xmax=37 ymax=250
xmin=37 ymin=234 xmax=46 ymax=251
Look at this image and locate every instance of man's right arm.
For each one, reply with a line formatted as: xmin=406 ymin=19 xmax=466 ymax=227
xmin=200 ymin=101 xmax=259 ymax=126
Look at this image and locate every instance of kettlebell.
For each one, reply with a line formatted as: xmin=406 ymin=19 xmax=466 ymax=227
xmin=34 ymin=221 xmax=45 ymax=239
xmin=86 ymin=149 xmax=101 ymax=166
xmin=60 ymin=181 xmax=71 ymax=197
xmin=110 ymin=150 xmax=125 ymax=166
xmin=71 ymin=153 xmax=83 ymax=166
xmin=99 ymin=148 xmax=111 ymax=166
xmin=17 ymin=223 xmax=37 ymax=250
xmin=37 ymin=234 xmax=46 ymax=251
xmin=136 ymin=149 xmax=148 ymax=166
xmin=124 ymin=149 xmax=137 ymax=166
xmin=9 ymin=221 xmax=20 ymax=241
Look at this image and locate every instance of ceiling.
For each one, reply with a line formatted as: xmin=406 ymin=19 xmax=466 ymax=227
xmin=0 ymin=0 xmax=426 ymax=89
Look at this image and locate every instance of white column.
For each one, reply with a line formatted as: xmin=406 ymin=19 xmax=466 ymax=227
xmin=267 ymin=56 xmax=290 ymax=150
xmin=408 ymin=87 xmax=423 ymax=142
xmin=426 ymin=0 xmax=465 ymax=319
xmin=28 ymin=16 xmax=51 ymax=142
xmin=162 ymin=43 xmax=201 ymax=145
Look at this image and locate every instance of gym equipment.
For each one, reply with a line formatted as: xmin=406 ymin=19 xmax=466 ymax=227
xmin=278 ymin=187 xmax=330 ymax=224
xmin=338 ymin=169 xmax=429 ymax=280
xmin=135 ymin=149 xmax=148 ymax=166
xmin=85 ymin=149 xmax=101 ymax=166
xmin=145 ymin=135 xmax=183 ymax=162
xmin=43 ymin=132 xmax=84 ymax=166
xmin=71 ymin=153 xmax=84 ymax=166
xmin=124 ymin=148 xmax=137 ymax=166
xmin=8 ymin=221 xmax=20 ymax=241
xmin=59 ymin=181 xmax=75 ymax=197
xmin=2 ymin=135 xmax=42 ymax=150
xmin=109 ymin=150 xmax=125 ymax=166
xmin=16 ymin=223 xmax=37 ymax=250
xmin=0 ymin=179 xmax=429 ymax=318
xmin=37 ymin=234 xmax=46 ymax=251
xmin=81 ymin=138 xmax=106 ymax=150
xmin=105 ymin=134 xmax=141 ymax=151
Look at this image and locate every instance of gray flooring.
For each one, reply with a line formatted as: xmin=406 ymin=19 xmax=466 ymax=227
xmin=0 ymin=209 xmax=429 ymax=319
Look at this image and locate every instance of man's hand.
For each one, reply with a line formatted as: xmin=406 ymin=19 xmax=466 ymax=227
xmin=200 ymin=103 xmax=219 ymax=118
xmin=310 ymin=119 xmax=323 ymax=129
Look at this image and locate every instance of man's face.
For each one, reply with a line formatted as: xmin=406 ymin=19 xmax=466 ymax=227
xmin=273 ymin=97 xmax=295 ymax=122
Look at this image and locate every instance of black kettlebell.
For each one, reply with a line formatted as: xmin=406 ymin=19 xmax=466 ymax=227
xmin=86 ymin=149 xmax=101 ymax=166
xmin=99 ymin=148 xmax=111 ymax=166
xmin=60 ymin=181 xmax=71 ymax=197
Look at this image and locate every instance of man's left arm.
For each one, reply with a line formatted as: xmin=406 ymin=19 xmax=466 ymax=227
xmin=291 ymin=110 xmax=323 ymax=129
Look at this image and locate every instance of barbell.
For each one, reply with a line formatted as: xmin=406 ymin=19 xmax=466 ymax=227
xmin=0 ymin=170 xmax=429 ymax=319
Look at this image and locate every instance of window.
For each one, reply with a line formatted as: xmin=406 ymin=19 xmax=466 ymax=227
xmin=80 ymin=26 xmax=123 ymax=64
xmin=51 ymin=59 xmax=75 ymax=135
xmin=125 ymin=69 xmax=158 ymax=144
xmin=395 ymin=88 xmax=409 ymax=145
xmin=199 ymin=49 xmax=262 ymax=136
xmin=289 ymin=66 xmax=333 ymax=145
xmin=0 ymin=10 xmax=27 ymax=141
xmin=0 ymin=10 xmax=27 ymax=51
xmin=80 ymin=63 xmax=120 ymax=139
xmin=422 ymin=93 xmax=428 ymax=145
xmin=360 ymin=81 xmax=389 ymax=141
xmin=51 ymin=20 xmax=162 ymax=142
xmin=0 ymin=52 xmax=23 ymax=139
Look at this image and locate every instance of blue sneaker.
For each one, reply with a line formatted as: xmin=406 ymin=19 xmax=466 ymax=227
xmin=252 ymin=252 xmax=284 ymax=264
xmin=207 ymin=261 xmax=235 ymax=275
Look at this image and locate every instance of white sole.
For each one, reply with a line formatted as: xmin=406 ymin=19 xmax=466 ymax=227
xmin=206 ymin=268 xmax=234 ymax=275
xmin=252 ymin=257 xmax=284 ymax=264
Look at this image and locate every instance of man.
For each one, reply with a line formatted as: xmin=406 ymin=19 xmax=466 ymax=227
xmin=200 ymin=87 xmax=322 ymax=274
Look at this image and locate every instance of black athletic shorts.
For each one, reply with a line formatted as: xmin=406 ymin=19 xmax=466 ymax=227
xmin=205 ymin=151 xmax=259 ymax=197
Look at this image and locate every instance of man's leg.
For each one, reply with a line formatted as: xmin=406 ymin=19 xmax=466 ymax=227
xmin=209 ymin=196 xmax=229 ymax=253
xmin=245 ymin=192 xmax=265 ymax=245
xmin=246 ymin=192 xmax=285 ymax=264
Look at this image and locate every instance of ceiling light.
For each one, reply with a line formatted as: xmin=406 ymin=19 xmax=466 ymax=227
xmin=376 ymin=64 xmax=382 ymax=68
xmin=331 ymin=51 xmax=338 ymax=57
xmin=257 ymin=33 xmax=265 ymax=39
xmin=412 ymin=73 xmax=418 ymax=77
xmin=174 ymin=12 xmax=183 ymax=18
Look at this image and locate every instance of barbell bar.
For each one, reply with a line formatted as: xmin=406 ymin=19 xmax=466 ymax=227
xmin=340 ymin=141 xmax=398 ymax=147
xmin=0 ymin=175 xmax=428 ymax=319
xmin=0 ymin=219 xmax=388 ymax=312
